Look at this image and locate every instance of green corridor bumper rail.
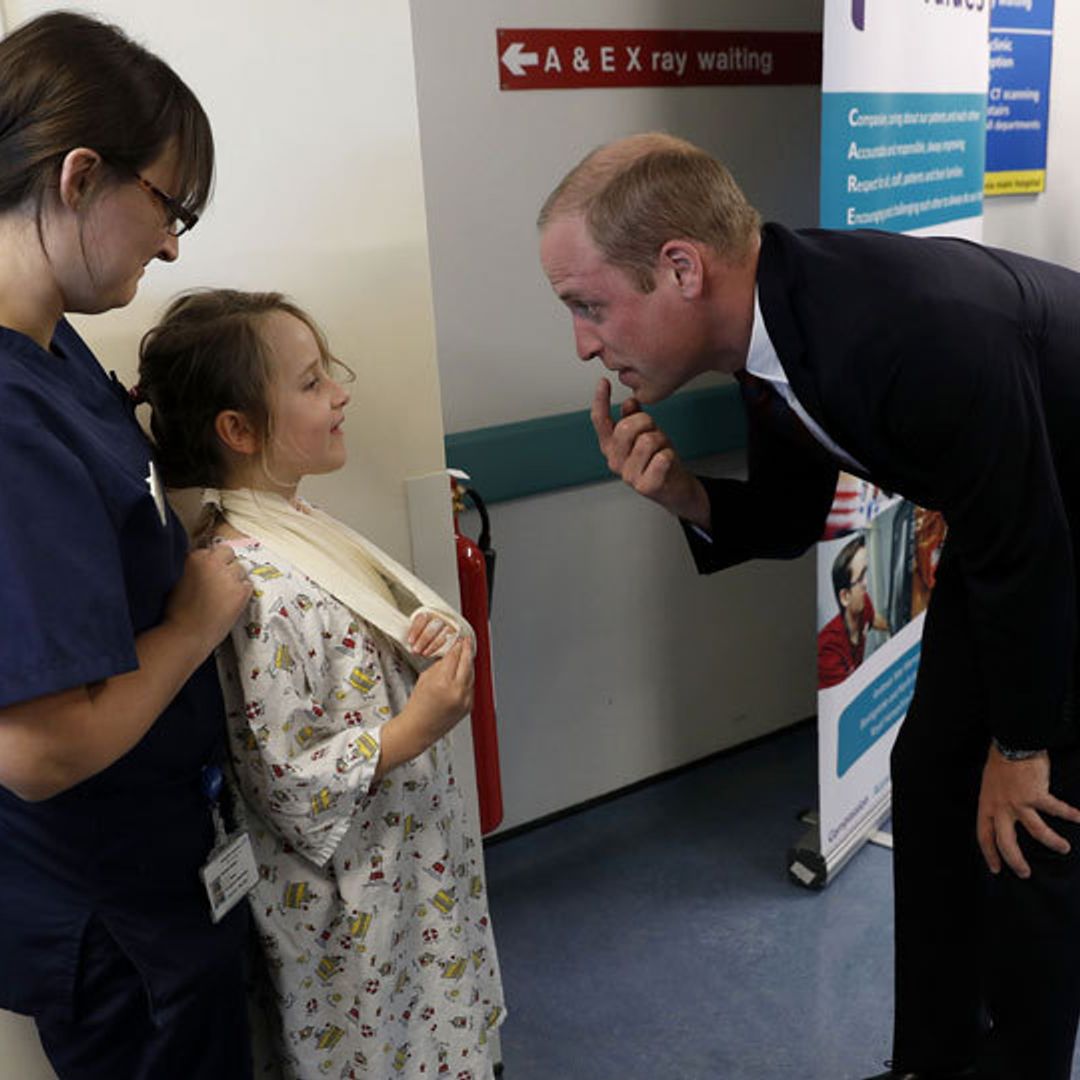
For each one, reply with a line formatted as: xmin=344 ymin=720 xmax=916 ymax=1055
xmin=444 ymin=383 xmax=746 ymax=505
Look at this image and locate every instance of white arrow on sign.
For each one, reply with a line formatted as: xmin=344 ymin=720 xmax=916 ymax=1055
xmin=501 ymin=41 xmax=539 ymax=77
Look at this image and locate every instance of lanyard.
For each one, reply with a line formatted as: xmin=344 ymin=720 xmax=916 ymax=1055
xmin=201 ymin=763 xmax=229 ymax=845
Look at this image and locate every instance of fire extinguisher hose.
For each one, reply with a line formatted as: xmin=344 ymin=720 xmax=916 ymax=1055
xmin=462 ymin=486 xmax=495 ymax=613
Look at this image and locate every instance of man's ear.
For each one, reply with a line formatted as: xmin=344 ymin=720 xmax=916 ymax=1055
xmin=657 ymin=239 xmax=705 ymax=298
xmin=57 ymin=148 xmax=104 ymax=212
xmin=215 ymin=410 xmax=260 ymax=457
xmin=838 ymin=587 xmax=852 ymax=612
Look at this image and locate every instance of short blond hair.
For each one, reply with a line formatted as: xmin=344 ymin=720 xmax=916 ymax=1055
xmin=538 ymin=132 xmax=761 ymax=291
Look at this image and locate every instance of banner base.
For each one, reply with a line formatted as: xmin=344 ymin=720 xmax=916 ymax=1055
xmin=787 ymin=791 xmax=891 ymax=889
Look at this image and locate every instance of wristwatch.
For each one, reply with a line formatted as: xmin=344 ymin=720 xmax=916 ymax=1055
xmin=992 ymin=737 xmax=1043 ymax=762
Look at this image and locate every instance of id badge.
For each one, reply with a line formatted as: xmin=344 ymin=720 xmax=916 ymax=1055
xmin=200 ymin=832 xmax=258 ymax=924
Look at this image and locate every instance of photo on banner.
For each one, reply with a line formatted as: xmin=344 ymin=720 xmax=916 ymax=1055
xmin=814 ymin=478 xmax=946 ymax=861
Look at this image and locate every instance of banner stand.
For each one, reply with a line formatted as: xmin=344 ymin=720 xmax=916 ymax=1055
xmin=787 ymin=794 xmax=891 ymax=890
xmin=794 ymin=0 xmax=987 ymax=889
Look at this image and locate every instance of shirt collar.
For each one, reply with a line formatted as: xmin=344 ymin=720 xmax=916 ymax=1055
xmin=742 ymin=288 xmax=870 ymax=476
xmin=745 ymin=288 xmax=786 ymax=385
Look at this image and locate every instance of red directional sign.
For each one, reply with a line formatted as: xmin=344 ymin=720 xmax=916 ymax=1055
xmin=497 ymin=28 xmax=822 ymax=91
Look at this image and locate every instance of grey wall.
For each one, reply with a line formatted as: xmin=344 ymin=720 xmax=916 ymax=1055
xmin=412 ymin=0 xmax=824 ymax=431
xmin=411 ymin=0 xmax=824 ymax=830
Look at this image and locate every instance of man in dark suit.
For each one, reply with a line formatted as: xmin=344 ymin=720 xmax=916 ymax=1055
xmin=538 ymin=132 xmax=1080 ymax=1080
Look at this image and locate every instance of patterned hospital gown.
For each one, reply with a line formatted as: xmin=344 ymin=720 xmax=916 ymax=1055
xmin=216 ymin=540 xmax=505 ymax=1080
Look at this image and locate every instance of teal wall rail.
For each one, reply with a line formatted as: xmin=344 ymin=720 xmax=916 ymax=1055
xmin=444 ymin=382 xmax=746 ymax=504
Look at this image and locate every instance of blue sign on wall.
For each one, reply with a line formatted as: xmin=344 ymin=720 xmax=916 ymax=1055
xmin=986 ymin=0 xmax=1055 ymax=195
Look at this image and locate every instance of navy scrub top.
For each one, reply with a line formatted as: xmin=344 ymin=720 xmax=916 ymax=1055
xmin=0 ymin=320 xmax=246 ymax=1019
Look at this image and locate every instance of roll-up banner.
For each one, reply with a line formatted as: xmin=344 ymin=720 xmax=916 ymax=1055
xmin=789 ymin=0 xmax=988 ymax=889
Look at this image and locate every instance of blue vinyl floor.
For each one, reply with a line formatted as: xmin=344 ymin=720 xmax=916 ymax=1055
xmin=483 ymin=721 xmax=1080 ymax=1080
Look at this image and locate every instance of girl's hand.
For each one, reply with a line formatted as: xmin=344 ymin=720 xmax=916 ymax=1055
xmin=406 ymin=638 xmax=475 ymax=741
xmin=407 ymin=610 xmax=459 ymax=658
xmin=375 ymin=640 xmax=475 ymax=780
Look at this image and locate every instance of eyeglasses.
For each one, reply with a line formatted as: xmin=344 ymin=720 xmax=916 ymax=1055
xmin=850 ymin=566 xmax=869 ymax=588
xmin=132 ymin=172 xmax=199 ymax=237
xmin=101 ymin=154 xmax=199 ymax=237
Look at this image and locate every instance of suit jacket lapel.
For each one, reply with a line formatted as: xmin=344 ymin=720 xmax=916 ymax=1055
xmin=756 ymin=224 xmax=830 ymax=435
xmin=754 ymin=224 xmax=901 ymax=492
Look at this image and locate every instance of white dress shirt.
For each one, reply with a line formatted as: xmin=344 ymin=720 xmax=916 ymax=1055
xmin=745 ymin=289 xmax=867 ymax=474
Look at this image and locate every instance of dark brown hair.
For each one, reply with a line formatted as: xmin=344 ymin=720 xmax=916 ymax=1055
xmin=138 ymin=290 xmax=336 ymax=489
xmin=831 ymin=534 xmax=868 ymax=610
xmin=0 ymin=11 xmax=214 ymax=224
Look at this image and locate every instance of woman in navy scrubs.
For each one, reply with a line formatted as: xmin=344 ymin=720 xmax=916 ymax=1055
xmin=0 ymin=13 xmax=254 ymax=1078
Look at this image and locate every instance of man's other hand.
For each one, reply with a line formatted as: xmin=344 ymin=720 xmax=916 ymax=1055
xmin=976 ymin=744 xmax=1080 ymax=878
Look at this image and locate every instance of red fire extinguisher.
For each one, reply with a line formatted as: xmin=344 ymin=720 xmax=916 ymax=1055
xmin=451 ymin=472 xmax=503 ymax=834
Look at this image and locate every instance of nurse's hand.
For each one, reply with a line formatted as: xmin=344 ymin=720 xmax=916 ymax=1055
xmin=0 ymin=545 xmax=253 ymax=802
xmin=166 ymin=546 xmax=252 ymax=651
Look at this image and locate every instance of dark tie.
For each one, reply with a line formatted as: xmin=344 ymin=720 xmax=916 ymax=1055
xmin=733 ymin=369 xmax=826 ymax=455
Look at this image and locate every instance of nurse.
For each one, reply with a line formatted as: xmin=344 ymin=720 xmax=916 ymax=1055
xmin=0 ymin=12 xmax=254 ymax=1079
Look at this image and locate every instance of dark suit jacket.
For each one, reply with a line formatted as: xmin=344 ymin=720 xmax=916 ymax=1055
xmin=687 ymin=223 xmax=1080 ymax=749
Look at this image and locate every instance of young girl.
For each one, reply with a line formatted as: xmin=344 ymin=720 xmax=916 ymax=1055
xmin=138 ymin=289 xmax=505 ymax=1080
xmin=0 ymin=13 xmax=252 ymax=1077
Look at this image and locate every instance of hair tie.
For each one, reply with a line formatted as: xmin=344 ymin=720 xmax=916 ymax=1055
xmin=128 ymin=383 xmax=146 ymax=405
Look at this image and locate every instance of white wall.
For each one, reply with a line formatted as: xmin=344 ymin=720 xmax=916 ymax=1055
xmin=0 ymin=2 xmax=452 ymax=1074
xmin=7 ymin=0 xmax=446 ymax=562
